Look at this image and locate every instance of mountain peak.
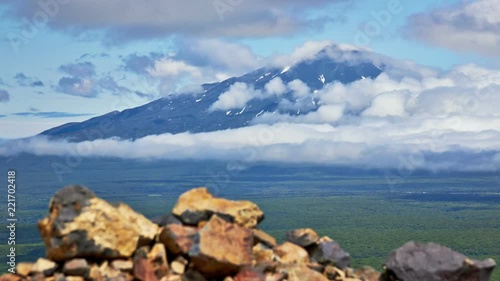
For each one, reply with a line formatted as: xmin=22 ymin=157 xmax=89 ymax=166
xmin=40 ymin=51 xmax=383 ymax=141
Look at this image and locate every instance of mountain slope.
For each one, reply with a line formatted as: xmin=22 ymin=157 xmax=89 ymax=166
xmin=40 ymin=48 xmax=383 ymax=141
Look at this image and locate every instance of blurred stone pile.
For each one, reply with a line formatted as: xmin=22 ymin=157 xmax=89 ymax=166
xmin=0 ymin=186 xmax=496 ymax=281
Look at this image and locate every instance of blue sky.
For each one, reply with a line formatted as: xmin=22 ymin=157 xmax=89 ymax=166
xmin=0 ymin=0 xmax=499 ymax=139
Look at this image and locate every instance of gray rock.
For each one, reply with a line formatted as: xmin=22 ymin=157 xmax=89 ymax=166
xmin=285 ymin=228 xmax=319 ymax=247
xmin=309 ymin=240 xmax=350 ymax=269
xmin=382 ymin=241 xmax=496 ymax=281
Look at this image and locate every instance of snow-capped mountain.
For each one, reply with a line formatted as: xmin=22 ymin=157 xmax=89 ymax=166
xmin=40 ymin=48 xmax=383 ymax=141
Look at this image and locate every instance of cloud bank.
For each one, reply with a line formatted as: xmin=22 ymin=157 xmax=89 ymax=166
xmin=405 ymin=0 xmax=500 ymax=57
xmin=1 ymin=42 xmax=500 ymax=172
xmin=2 ymin=0 xmax=347 ymax=43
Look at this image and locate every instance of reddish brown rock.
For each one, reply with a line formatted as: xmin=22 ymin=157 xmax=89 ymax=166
xmin=158 ymin=224 xmax=198 ymax=255
xmin=285 ymin=228 xmax=319 ymax=247
xmin=133 ymin=244 xmax=169 ymax=281
xmin=273 ymin=242 xmax=309 ymax=264
xmin=63 ymin=259 xmax=90 ymax=277
xmin=253 ymin=229 xmax=277 ymax=248
xmin=354 ymin=266 xmax=380 ymax=281
xmin=234 ymin=268 xmax=265 ymax=281
xmin=172 ymin=187 xmax=264 ymax=228
xmin=0 ymin=274 xmax=21 ymax=281
xmin=189 ymin=215 xmax=254 ymax=278
xmin=38 ymin=185 xmax=158 ymax=261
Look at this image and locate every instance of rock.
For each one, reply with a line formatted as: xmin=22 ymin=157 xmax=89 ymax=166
xmin=158 ymin=224 xmax=198 ymax=255
xmin=234 ymin=268 xmax=265 ymax=281
xmin=172 ymin=187 xmax=264 ymax=228
xmin=0 ymin=274 xmax=21 ymax=281
xmin=182 ymin=269 xmax=207 ymax=281
xmin=111 ymin=259 xmax=134 ymax=272
xmin=31 ymin=258 xmax=58 ymax=276
xmin=323 ymin=265 xmax=345 ymax=280
xmin=171 ymin=257 xmax=188 ymax=275
xmin=63 ymin=259 xmax=90 ymax=277
xmin=97 ymin=261 xmax=122 ymax=279
xmin=253 ymin=244 xmax=276 ymax=265
xmin=152 ymin=213 xmax=182 ymax=226
xmin=310 ymin=240 xmax=350 ymax=269
xmin=382 ymin=241 xmax=497 ymax=281
xmin=189 ymin=215 xmax=253 ymax=277
xmin=353 ymin=266 xmax=380 ymax=281
xmin=133 ymin=244 xmax=169 ymax=281
xmin=273 ymin=242 xmax=309 ymax=264
xmin=38 ymin=185 xmax=158 ymax=261
xmin=263 ymin=272 xmax=286 ymax=281
xmin=15 ymin=262 xmax=34 ymax=277
xmin=253 ymin=229 xmax=277 ymax=248
xmin=282 ymin=265 xmax=328 ymax=281
xmin=285 ymin=228 xmax=319 ymax=247
xmin=64 ymin=277 xmax=85 ymax=281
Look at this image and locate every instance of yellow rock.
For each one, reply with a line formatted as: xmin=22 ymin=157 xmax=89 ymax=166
xmin=172 ymin=187 xmax=264 ymax=228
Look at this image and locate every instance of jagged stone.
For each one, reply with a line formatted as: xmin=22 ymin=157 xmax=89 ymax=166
xmin=133 ymin=244 xmax=169 ymax=281
xmin=172 ymin=187 xmax=264 ymax=228
xmin=263 ymin=272 xmax=286 ymax=281
xmin=181 ymin=269 xmax=207 ymax=281
xmin=98 ymin=261 xmax=122 ymax=279
xmin=170 ymin=257 xmax=188 ymax=275
xmin=234 ymin=268 xmax=265 ymax=281
xmin=286 ymin=228 xmax=319 ymax=247
xmin=382 ymin=241 xmax=497 ymax=281
xmin=152 ymin=213 xmax=182 ymax=226
xmin=253 ymin=229 xmax=277 ymax=248
xmin=38 ymin=185 xmax=158 ymax=261
xmin=63 ymin=258 xmax=90 ymax=277
xmin=273 ymin=242 xmax=309 ymax=264
xmin=353 ymin=266 xmax=380 ymax=281
xmin=15 ymin=262 xmax=34 ymax=277
xmin=253 ymin=244 xmax=276 ymax=265
xmin=324 ymin=265 xmax=345 ymax=280
xmin=281 ymin=265 xmax=329 ymax=281
xmin=111 ymin=259 xmax=133 ymax=272
xmin=31 ymin=258 xmax=58 ymax=276
xmin=189 ymin=215 xmax=253 ymax=278
xmin=158 ymin=224 xmax=198 ymax=255
xmin=310 ymin=240 xmax=350 ymax=269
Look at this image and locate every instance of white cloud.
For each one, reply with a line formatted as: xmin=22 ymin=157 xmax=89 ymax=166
xmin=363 ymin=91 xmax=408 ymax=117
xmin=405 ymin=0 xmax=500 ymax=57
xmin=209 ymin=82 xmax=260 ymax=111
xmin=273 ymin=41 xmax=334 ymax=67
xmin=288 ymin=79 xmax=311 ymax=98
xmin=264 ymin=78 xmax=287 ymax=96
xmin=148 ymin=58 xmax=202 ymax=78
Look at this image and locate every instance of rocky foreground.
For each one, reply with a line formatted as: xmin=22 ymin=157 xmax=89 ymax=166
xmin=1 ymin=185 xmax=497 ymax=281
